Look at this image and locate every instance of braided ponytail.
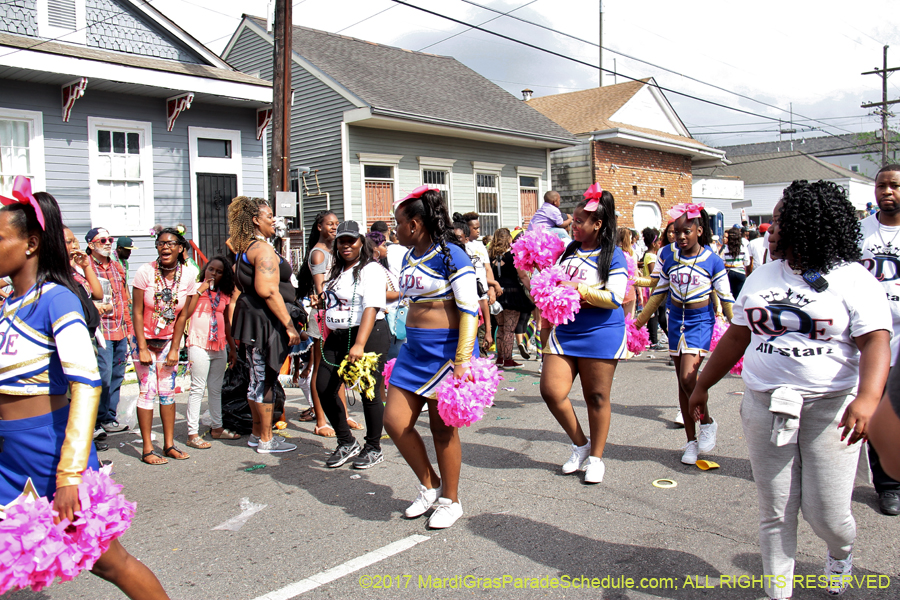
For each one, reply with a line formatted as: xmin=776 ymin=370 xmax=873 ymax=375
xmin=403 ymin=190 xmax=462 ymax=275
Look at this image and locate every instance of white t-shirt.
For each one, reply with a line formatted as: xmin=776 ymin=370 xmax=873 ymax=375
xmin=323 ymin=262 xmax=386 ymax=329
xmin=733 ymin=259 xmax=891 ymax=395
xmin=465 ymin=240 xmax=490 ymax=300
xmin=859 ymin=213 xmax=900 ymax=361
xmin=747 ymin=235 xmax=768 ymax=271
xmin=385 ymin=243 xmax=407 ymax=279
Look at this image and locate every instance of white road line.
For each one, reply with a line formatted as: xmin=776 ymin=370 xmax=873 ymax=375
xmin=250 ymin=534 xmax=430 ymax=600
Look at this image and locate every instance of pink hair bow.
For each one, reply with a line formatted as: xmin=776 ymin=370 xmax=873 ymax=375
xmin=0 ymin=176 xmax=45 ymax=230
xmin=667 ymin=202 xmax=704 ymax=221
xmin=583 ymin=183 xmax=603 ymax=211
xmin=393 ymin=185 xmax=439 ymax=211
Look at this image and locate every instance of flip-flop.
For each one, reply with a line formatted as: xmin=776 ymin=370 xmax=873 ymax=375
xmin=347 ymin=418 xmax=364 ymax=431
xmin=141 ymin=450 xmax=168 ymax=465
xmin=210 ymin=428 xmax=241 ymax=440
xmin=314 ymin=425 xmax=336 ymax=438
xmin=163 ymin=445 xmax=190 ymax=460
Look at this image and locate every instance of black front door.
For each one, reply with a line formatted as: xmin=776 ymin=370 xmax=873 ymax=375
xmin=196 ymin=173 xmax=237 ymax=259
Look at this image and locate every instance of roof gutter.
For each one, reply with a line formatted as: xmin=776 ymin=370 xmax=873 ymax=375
xmin=589 ymin=127 xmax=727 ymax=163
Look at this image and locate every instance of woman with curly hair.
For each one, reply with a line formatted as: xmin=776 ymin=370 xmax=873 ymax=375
xmin=384 ymin=186 xmax=479 ymax=529
xmin=229 ymin=196 xmax=301 ymax=453
xmin=489 ymin=228 xmax=532 ymax=366
xmin=184 ymin=256 xmax=239 ymax=447
xmin=132 ymin=227 xmax=198 ymax=464
xmin=688 ymin=180 xmax=891 ymax=599
xmin=633 ymin=204 xmax=733 ymax=464
xmin=722 ymin=225 xmax=750 ymax=298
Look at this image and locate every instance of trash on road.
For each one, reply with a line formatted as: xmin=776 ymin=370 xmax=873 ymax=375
xmin=651 ymin=479 xmax=677 ymax=489
xmin=350 ymin=474 xmax=361 ymax=479
xmin=212 ymin=498 xmax=267 ymax=531
xmin=244 ymin=464 xmax=266 ymax=472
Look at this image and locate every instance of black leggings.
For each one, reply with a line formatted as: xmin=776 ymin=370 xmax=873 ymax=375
xmin=316 ymin=320 xmax=390 ymax=449
xmin=648 ymin=304 xmax=668 ymax=345
xmin=515 ymin=310 xmax=530 ymax=335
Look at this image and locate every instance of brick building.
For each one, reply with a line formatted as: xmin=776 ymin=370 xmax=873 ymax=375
xmin=527 ymin=79 xmax=726 ymax=231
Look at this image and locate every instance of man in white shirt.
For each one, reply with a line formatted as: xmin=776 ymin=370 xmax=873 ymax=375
xmin=747 ymin=223 xmax=770 ymax=275
xmin=859 ymin=163 xmax=900 ymax=516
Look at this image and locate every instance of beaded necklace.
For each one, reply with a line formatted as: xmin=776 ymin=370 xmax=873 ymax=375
xmin=153 ymin=261 xmax=182 ymax=334
xmin=207 ymin=289 xmax=222 ymax=342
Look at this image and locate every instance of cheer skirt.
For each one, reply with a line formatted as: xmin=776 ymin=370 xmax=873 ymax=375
xmin=390 ymin=327 xmax=479 ymax=399
xmin=0 ymin=405 xmax=100 ymax=506
xmin=546 ymin=306 xmax=627 ymax=360
xmin=667 ymin=303 xmax=715 ymax=357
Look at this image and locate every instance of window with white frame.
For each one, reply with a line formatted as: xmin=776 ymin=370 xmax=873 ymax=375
xmin=475 ymin=172 xmax=500 ymax=236
xmin=363 ymin=164 xmax=395 ymax=229
xmin=88 ymin=118 xmax=154 ymax=234
xmin=0 ymin=109 xmax=45 ymax=196
xmin=422 ymin=169 xmax=449 ymax=203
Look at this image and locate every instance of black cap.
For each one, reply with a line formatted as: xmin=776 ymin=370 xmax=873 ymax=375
xmin=335 ymin=220 xmax=362 ymax=239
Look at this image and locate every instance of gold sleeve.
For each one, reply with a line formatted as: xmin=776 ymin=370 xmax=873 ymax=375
xmin=577 ymin=283 xmax=620 ymax=309
xmin=633 ymin=276 xmax=655 ymax=288
xmin=722 ymin=300 xmax=734 ymax=321
xmin=455 ymin=311 xmax=479 ymax=365
xmin=634 ymin=293 xmax=666 ymax=328
xmin=57 ymin=381 xmax=101 ymax=489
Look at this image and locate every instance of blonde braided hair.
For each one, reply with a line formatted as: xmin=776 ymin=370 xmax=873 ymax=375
xmin=227 ymin=196 xmax=269 ymax=255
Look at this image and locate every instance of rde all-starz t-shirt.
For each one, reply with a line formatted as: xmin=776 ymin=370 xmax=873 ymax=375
xmin=859 ymin=213 xmax=900 ymax=361
xmin=733 ymin=259 xmax=891 ymax=395
xmin=324 ymin=262 xmax=387 ymax=330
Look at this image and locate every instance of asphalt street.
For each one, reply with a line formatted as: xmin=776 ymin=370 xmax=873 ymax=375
xmin=7 ymin=352 xmax=899 ymax=600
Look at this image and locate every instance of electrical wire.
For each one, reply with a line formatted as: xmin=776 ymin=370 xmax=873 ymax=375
xmin=418 ymin=0 xmax=538 ymax=52
xmin=336 ymin=4 xmax=398 ymax=34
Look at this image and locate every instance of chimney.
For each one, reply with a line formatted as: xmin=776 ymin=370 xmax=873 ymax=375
xmin=521 ymin=88 xmax=533 ymax=101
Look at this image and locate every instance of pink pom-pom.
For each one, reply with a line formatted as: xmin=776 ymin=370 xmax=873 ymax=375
xmin=624 ymin=313 xmax=650 ymax=354
xmin=382 ymin=358 xmax=396 ymax=388
xmin=729 ymin=357 xmax=744 ymax=376
xmin=530 ymin=265 xmax=581 ymax=326
xmin=435 ymin=357 xmax=502 ymax=428
xmin=708 ymin=317 xmax=743 ymax=375
xmin=625 ymin=252 xmax=637 ymax=279
xmin=511 ymin=227 xmax=566 ymax=272
xmin=0 ymin=466 xmax=135 ymax=594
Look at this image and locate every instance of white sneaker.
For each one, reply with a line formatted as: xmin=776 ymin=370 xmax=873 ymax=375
xmin=248 ymin=434 xmax=284 ymax=448
xmin=404 ymin=484 xmax=441 ymax=518
xmin=583 ymin=456 xmax=605 ymax=484
xmin=698 ymin=419 xmax=718 ymax=453
xmin=825 ymin=551 xmax=852 ymax=595
xmin=674 ymin=409 xmax=685 ymax=426
xmin=562 ymin=440 xmax=591 ymax=474
xmin=256 ymin=437 xmax=296 ymax=453
xmin=681 ymin=440 xmax=699 ymax=465
xmin=427 ymin=498 xmax=463 ymax=529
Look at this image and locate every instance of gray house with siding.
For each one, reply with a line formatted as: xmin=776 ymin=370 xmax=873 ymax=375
xmin=222 ymin=16 xmax=576 ymax=237
xmin=0 ymin=0 xmax=272 ymax=267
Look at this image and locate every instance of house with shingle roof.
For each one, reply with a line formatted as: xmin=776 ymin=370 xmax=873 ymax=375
xmin=222 ymin=16 xmax=577 ymax=237
xmin=0 ymin=0 xmax=273 ymax=265
xmin=526 ymin=78 xmax=726 ymax=231
xmin=693 ymin=151 xmax=875 ymax=225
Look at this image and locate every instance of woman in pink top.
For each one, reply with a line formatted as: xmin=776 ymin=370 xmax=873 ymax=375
xmin=185 ymin=256 xmax=238 ymax=448
xmin=132 ymin=228 xmax=198 ymax=465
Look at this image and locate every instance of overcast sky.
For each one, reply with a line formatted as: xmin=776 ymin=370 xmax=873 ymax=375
xmin=155 ymin=0 xmax=900 ymax=147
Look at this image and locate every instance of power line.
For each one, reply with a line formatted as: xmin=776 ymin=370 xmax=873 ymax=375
xmin=389 ymin=0 xmax=807 ymax=127
xmin=418 ymin=0 xmax=538 ymax=52
xmin=449 ymin=0 xmax=857 ymax=138
xmin=336 ymin=4 xmax=398 ymax=34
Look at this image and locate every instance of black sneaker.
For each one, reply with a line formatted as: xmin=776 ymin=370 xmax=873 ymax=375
xmin=326 ymin=440 xmax=362 ymax=468
xmin=352 ymin=445 xmax=384 ymax=469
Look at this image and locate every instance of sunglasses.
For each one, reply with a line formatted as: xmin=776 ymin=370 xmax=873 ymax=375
xmin=92 ymin=237 xmax=114 ymax=245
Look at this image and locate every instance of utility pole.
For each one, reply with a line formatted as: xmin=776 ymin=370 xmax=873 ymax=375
xmin=270 ymin=0 xmax=292 ymax=198
xmin=598 ymin=0 xmax=602 ymax=87
xmin=861 ymin=45 xmax=900 ymax=166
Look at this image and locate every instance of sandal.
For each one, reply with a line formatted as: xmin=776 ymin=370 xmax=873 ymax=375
xmin=297 ymin=408 xmax=316 ymax=422
xmin=186 ymin=437 xmax=211 ymax=449
xmin=314 ymin=424 xmax=336 ymax=438
xmin=347 ymin=418 xmax=364 ymax=431
xmin=141 ymin=450 xmax=168 ymax=465
xmin=210 ymin=428 xmax=241 ymax=440
xmin=163 ymin=445 xmax=190 ymax=460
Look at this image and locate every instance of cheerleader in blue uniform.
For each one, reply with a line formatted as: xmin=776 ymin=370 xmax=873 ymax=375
xmin=0 ymin=180 xmax=168 ymax=598
xmin=384 ymin=186 xmax=480 ymax=530
xmin=634 ymin=203 xmax=734 ymax=465
xmin=540 ymin=185 xmax=627 ymax=484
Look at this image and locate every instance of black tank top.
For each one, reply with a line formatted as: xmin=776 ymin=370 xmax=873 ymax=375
xmin=235 ymin=241 xmax=295 ymax=304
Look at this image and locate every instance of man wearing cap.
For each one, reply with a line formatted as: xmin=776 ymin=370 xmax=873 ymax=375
xmin=87 ymin=228 xmax=134 ymax=433
xmin=746 ymin=223 xmax=770 ymax=275
xmin=116 ymin=236 xmax=136 ymax=280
